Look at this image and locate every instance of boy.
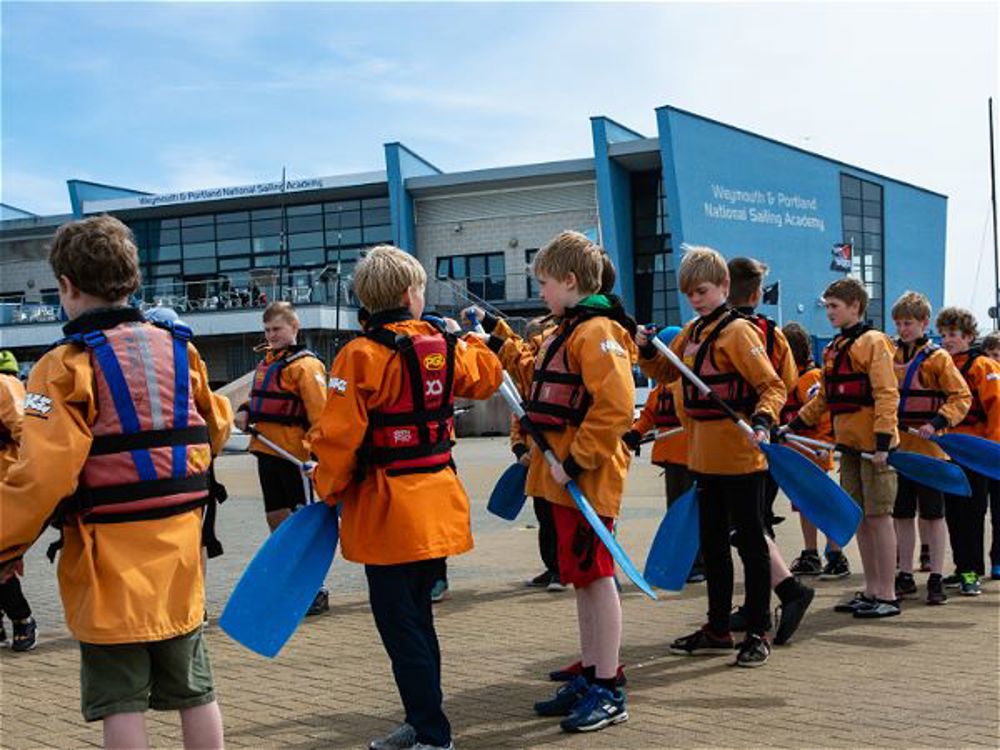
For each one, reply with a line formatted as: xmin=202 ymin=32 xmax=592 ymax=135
xmin=474 ymin=231 xmax=637 ymax=730
xmin=982 ymin=331 xmax=1000 ymax=579
xmin=234 ymin=301 xmax=329 ymax=615
xmin=636 ymin=246 xmax=786 ymax=666
xmin=0 ymin=349 xmax=36 ymax=652
xmin=935 ymin=307 xmax=1000 ymax=595
xmin=787 ymin=278 xmax=901 ymax=618
xmin=725 ymin=257 xmax=814 ymax=646
xmin=890 ymin=292 xmax=971 ymax=604
xmin=310 ymin=245 xmax=502 ymax=750
xmin=0 ymin=216 xmax=232 ymax=748
xmin=779 ymin=323 xmax=851 ymax=580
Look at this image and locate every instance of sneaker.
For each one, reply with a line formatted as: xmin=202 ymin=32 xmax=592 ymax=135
xmin=819 ymin=552 xmax=851 ymax=580
xmin=926 ymin=574 xmax=948 ymax=605
xmin=306 ymin=588 xmax=329 ymax=617
xmin=834 ymin=592 xmax=873 ymax=613
xmin=853 ymin=598 xmax=901 ymax=618
xmin=774 ymin=586 xmax=814 ymax=645
xmin=686 ymin=569 xmax=706 ymax=584
xmin=670 ymin=625 xmax=735 ymax=655
xmin=559 ymin=684 xmax=628 ymax=733
xmin=959 ymin=572 xmax=982 ymax=596
xmin=10 ymin=616 xmax=36 ymax=652
xmin=734 ymin=633 xmax=771 ymax=668
xmin=0 ymin=619 xmax=7 ymax=648
xmin=729 ymin=606 xmax=772 ymax=633
xmin=919 ymin=544 xmax=931 ymax=572
xmin=430 ymin=579 xmax=451 ymax=603
xmin=369 ymin=723 xmax=416 ymax=750
xmin=547 ymin=578 xmax=568 ymax=592
xmin=534 ymin=675 xmax=589 ymax=717
xmin=526 ymin=571 xmax=553 ymax=588
xmin=991 ymin=564 xmax=1000 ymax=581
xmin=894 ymin=572 xmax=918 ymax=598
xmin=412 ymin=743 xmax=454 ymax=750
xmin=548 ymin=662 xmax=626 ymax=687
xmin=789 ymin=550 xmax=823 ymax=577
xmin=943 ymin=572 xmax=962 ymax=589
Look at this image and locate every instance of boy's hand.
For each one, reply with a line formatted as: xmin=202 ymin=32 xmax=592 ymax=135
xmin=915 ymin=423 xmax=936 ymax=439
xmin=300 ymin=460 xmax=317 ymax=476
xmin=442 ymin=317 xmax=461 ymax=334
xmin=872 ymin=450 xmax=890 ymax=469
xmin=465 ymin=331 xmax=489 ymax=344
xmin=748 ymin=426 xmax=770 ymax=448
xmin=635 ymin=326 xmax=654 ymax=348
xmin=549 ymin=462 xmax=571 ymax=486
xmin=518 ymin=452 xmax=531 ymax=467
xmin=234 ymin=411 xmax=249 ymax=431
xmin=461 ymin=306 xmax=485 ymax=328
xmin=0 ymin=560 xmax=18 ymax=583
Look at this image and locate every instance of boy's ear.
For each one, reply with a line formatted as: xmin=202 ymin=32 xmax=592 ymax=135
xmin=57 ymin=274 xmax=79 ymax=298
xmin=566 ymin=271 xmax=578 ymax=291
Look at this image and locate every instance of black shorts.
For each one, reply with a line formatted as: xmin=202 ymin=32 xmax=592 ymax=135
xmin=255 ymin=452 xmax=307 ymax=513
xmin=893 ymin=474 xmax=945 ymax=520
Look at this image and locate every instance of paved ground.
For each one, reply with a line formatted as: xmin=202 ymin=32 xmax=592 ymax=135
xmin=2 ymin=438 xmax=998 ymax=749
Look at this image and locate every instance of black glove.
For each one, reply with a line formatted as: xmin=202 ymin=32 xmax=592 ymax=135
xmin=622 ymin=429 xmax=642 ymax=456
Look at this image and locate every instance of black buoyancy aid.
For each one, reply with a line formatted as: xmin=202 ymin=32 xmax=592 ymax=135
xmin=682 ymin=308 xmax=758 ymax=420
xmin=363 ymin=324 xmax=457 ymax=476
xmin=248 ymin=346 xmax=321 ymax=427
xmin=652 ymin=385 xmax=681 ymax=429
xmin=823 ymin=324 xmax=875 ymax=415
xmin=780 ymin=364 xmax=820 ymax=425
xmin=523 ymin=296 xmax=636 ymax=431
xmin=895 ymin=340 xmax=946 ymax=427
xmin=957 ymin=349 xmax=987 ymax=425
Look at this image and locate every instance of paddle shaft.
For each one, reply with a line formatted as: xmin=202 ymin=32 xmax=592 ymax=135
xmin=640 ymin=426 xmax=684 ymax=445
xmin=247 ymin=427 xmax=315 ymax=503
xmin=786 ymin=433 xmax=881 ymax=462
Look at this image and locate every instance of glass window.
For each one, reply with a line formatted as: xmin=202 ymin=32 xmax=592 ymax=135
xmin=338 ymin=228 xmax=363 ymax=245
xmin=339 ymin=210 xmax=362 ymax=229
xmin=184 ymin=241 xmax=215 ymax=258
xmin=436 ymin=257 xmax=450 ymax=279
xmin=842 ymin=215 xmax=863 ymax=232
xmin=216 ymin=211 xmax=250 ymax=223
xmin=252 ymin=207 xmax=281 ymax=220
xmin=362 ymin=206 xmax=391 ymax=226
xmin=861 ymin=181 xmax=883 ymax=201
xmin=159 ymin=218 xmax=180 ymax=229
xmin=363 ymin=224 xmax=393 ymax=244
xmin=325 ymin=199 xmax=361 ymax=213
xmin=182 ymin=224 xmax=214 ymax=244
xmin=287 ymin=214 xmax=323 ymax=233
xmin=181 ymin=214 xmax=213 ymax=226
xmin=252 ymin=218 xmax=282 ymax=236
xmin=216 ymin=221 xmax=250 ymax=240
xmin=468 ymin=255 xmax=486 ymax=279
xmin=488 ymin=253 xmax=504 ymax=276
xmin=150 ymin=262 xmax=181 ymax=277
xmin=286 ymin=203 xmax=321 ymax=216
xmin=183 ymin=258 xmax=216 ymax=275
xmin=289 ymin=248 xmax=325 ymax=266
xmin=217 ymin=237 xmax=251 ymax=256
xmin=159 ymin=228 xmax=181 ymax=246
xmin=254 ymin=254 xmax=281 ymax=268
xmin=288 ymin=231 xmax=323 ymax=250
xmin=362 ymin=196 xmax=390 ymax=209
xmin=840 ymin=175 xmax=862 ymax=198
xmin=325 ymin=229 xmax=343 ymax=247
xmin=862 ymin=200 xmax=882 ymax=217
xmin=862 ymin=216 xmax=882 ymax=234
xmin=219 ymin=257 xmax=250 ymax=271
xmin=841 ymin=198 xmax=862 ymax=216
xmin=150 ymin=244 xmax=181 ymax=262
xmin=252 ymin=235 xmax=281 ymax=253
xmin=451 ymin=256 xmax=466 ymax=279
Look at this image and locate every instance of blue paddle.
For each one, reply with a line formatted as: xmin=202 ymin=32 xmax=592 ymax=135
xmin=643 ymin=486 xmax=700 ymax=591
xmin=487 ymin=462 xmax=529 ymax=520
xmin=649 ymin=335 xmax=863 ymax=546
xmin=909 ymin=429 xmax=1000 ymax=481
xmin=219 ymin=431 xmax=339 ymax=658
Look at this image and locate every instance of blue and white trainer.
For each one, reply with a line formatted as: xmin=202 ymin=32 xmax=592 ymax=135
xmin=534 ymin=675 xmax=589 ymax=717
xmin=559 ymin=684 xmax=629 ymax=733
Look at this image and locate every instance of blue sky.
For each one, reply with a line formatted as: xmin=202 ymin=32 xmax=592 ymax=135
xmin=2 ymin=1 xmax=998 ymax=322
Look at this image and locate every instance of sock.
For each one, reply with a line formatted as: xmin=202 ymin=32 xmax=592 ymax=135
xmin=928 ymin=572 xmax=942 ymax=581
xmin=595 ymin=676 xmax=617 ymax=692
xmin=804 ymin=548 xmax=819 ymax=556
xmin=775 ymin=575 xmax=804 ymax=604
xmin=582 ymin=665 xmax=596 ymax=684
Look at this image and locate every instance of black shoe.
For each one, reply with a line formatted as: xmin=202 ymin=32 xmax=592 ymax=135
xmin=686 ymin=568 xmax=706 ymax=584
xmin=819 ymin=552 xmax=850 ymax=580
xmin=926 ymin=574 xmax=948 ymax=605
xmin=526 ymin=571 xmax=553 ymax=588
xmin=853 ymin=598 xmax=901 ymax=618
xmin=670 ymin=625 xmax=734 ymax=655
xmin=789 ymin=550 xmax=822 ymax=576
xmin=0 ymin=619 xmax=7 ymax=647
xmin=942 ymin=572 xmax=962 ymax=589
xmin=895 ymin=572 xmax=918 ymax=598
xmin=11 ymin=616 xmax=36 ymax=652
xmin=834 ymin=592 xmax=873 ymax=613
xmin=735 ymin=634 xmax=770 ymax=668
xmin=305 ymin=589 xmax=329 ymax=617
xmin=729 ymin=605 xmax=773 ymax=633
xmin=774 ymin=586 xmax=814 ymax=645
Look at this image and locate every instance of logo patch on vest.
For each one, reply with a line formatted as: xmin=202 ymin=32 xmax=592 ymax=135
xmin=423 ymin=353 xmax=446 ymax=371
xmin=600 ymin=339 xmax=626 ymax=357
xmin=24 ymin=393 xmax=52 ymax=415
xmin=392 ymin=428 xmax=413 ymax=444
xmin=328 ymin=377 xmax=348 ymax=395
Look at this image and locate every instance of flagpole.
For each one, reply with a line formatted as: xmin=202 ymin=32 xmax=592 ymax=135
xmin=776 ymin=279 xmax=783 ymax=327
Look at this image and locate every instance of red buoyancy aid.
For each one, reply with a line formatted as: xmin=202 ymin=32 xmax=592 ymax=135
xmin=652 ymin=386 xmax=681 ymax=429
xmin=63 ymin=321 xmax=212 ymax=522
xmin=364 ymin=328 xmax=457 ymax=475
xmin=895 ymin=343 xmax=946 ymax=427
xmin=248 ymin=347 xmax=321 ymax=427
xmin=682 ymin=310 xmax=758 ymax=420
xmin=823 ymin=326 xmax=875 ymax=415
xmin=780 ymin=365 xmax=820 ymax=425
xmin=740 ymin=311 xmax=780 ymax=367
xmin=524 ymin=319 xmax=592 ymax=430
xmin=957 ymin=349 xmax=988 ymax=425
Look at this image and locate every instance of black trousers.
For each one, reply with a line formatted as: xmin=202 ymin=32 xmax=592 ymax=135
xmin=533 ymin=497 xmax=559 ymax=575
xmin=0 ymin=576 xmax=32 ymax=621
xmin=990 ymin=479 xmax=1000 ymax=567
xmin=663 ymin=462 xmax=702 ymax=572
xmin=366 ymin=559 xmax=451 ymax=747
xmin=693 ymin=472 xmax=770 ymax=636
xmin=945 ymin=466 xmax=990 ymax=575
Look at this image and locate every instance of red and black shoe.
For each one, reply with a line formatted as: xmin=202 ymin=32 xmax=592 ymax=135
xmin=548 ymin=660 xmax=627 ymax=687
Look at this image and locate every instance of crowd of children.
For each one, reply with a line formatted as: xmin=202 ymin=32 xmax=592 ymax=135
xmin=0 ymin=215 xmax=998 ymax=750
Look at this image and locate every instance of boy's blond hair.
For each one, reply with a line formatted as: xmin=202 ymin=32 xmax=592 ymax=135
xmin=262 ymin=301 xmax=300 ymax=326
xmin=823 ymin=277 xmax=868 ymax=317
xmin=354 ymin=245 xmax=427 ymax=313
xmin=891 ymin=291 xmax=932 ymax=322
xmin=936 ymin=306 xmax=978 ymax=338
xmin=677 ymin=245 xmax=728 ymax=295
xmin=532 ymin=231 xmax=604 ymax=295
xmin=49 ymin=215 xmax=142 ymax=301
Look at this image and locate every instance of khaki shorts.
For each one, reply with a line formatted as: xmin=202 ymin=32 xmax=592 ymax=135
xmin=79 ymin=626 xmax=215 ymax=722
xmin=840 ymin=450 xmax=898 ymax=517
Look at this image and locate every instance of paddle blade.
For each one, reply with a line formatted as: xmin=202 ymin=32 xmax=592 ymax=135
xmin=932 ymin=433 xmax=1000 ymax=481
xmin=644 ymin=487 xmax=700 ymax=592
xmin=762 ymin=443 xmax=862 ymax=548
xmin=487 ymin=463 xmax=528 ymax=520
xmin=656 ymin=326 xmax=683 ymax=346
xmin=889 ymin=451 xmax=972 ymax=496
xmin=220 ymin=502 xmax=339 ymax=658
xmin=566 ymin=481 xmax=657 ymax=600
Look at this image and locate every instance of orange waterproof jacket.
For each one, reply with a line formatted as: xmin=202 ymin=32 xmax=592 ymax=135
xmin=241 ymin=346 xmax=328 ymax=462
xmin=311 ymin=318 xmax=503 ymax=565
xmin=949 ymin=349 xmax=1000 ymax=442
xmin=638 ymin=307 xmax=786 ymax=475
xmin=893 ymin=340 xmax=972 ymax=458
xmin=632 ymin=380 xmax=688 ymax=466
xmin=493 ymin=304 xmax=637 ymax=518
xmin=0 ymin=308 xmax=232 ymax=644
xmin=0 ymin=373 xmax=25 ymax=481
xmin=797 ymin=326 xmax=899 ymax=453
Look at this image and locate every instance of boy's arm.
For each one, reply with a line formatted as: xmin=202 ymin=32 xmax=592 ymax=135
xmin=725 ymin=322 xmax=786 ymax=427
xmin=189 ymin=345 xmax=232 ymax=456
xmin=929 ymin=351 xmax=972 ymax=429
xmin=0 ymin=351 xmax=94 ymax=563
xmin=563 ymin=322 xmax=635 ymax=478
xmin=509 ymin=414 xmax=529 ymax=458
xmin=794 ymin=364 xmax=829 ymax=429
xmin=453 ymin=336 xmax=504 ymax=400
xmin=974 ymin=359 xmax=1000 ymax=442
xmin=773 ymin=330 xmax=799 ymax=391
xmin=0 ymin=380 xmax=24 ymax=444
xmin=294 ymin=357 xmax=330 ymax=428
xmin=636 ymin=331 xmax=683 ymax=383
xmin=864 ymin=334 xmax=900 ymax=450
xmin=632 ymin=385 xmax=657 ymax=435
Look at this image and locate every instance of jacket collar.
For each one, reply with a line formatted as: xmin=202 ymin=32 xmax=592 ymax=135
xmin=62 ymin=306 xmax=143 ymax=335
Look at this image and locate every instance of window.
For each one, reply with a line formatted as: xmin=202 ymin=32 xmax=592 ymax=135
xmin=840 ymin=174 xmax=885 ymax=329
xmin=437 ymin=252 xmax=506 ymax=301
xmin=631 ymin=170 xmax=680 ymax=325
